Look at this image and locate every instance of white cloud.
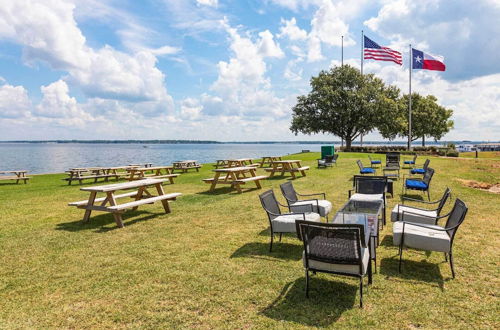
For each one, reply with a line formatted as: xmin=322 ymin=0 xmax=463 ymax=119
xmin=0 ymin=0 xmax=173 ymax=107
xmin=278 ymin=18 xmax=307 ymax=41
xmin=0 ymin=83 xmax=31 ymax=118
xmin=364 ymin=0 xmax=500 ymax=80
xmin=257 ymin=30 xmax=284 ymax=58
xmin=196 ymin=0 xmax=218 ymax=7
xmin=34 ymin=80 xmax=89 ymax=120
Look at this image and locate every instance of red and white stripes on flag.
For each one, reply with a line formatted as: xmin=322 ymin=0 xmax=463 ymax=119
xmin=364 ymin=36 xmax=402 ymax=65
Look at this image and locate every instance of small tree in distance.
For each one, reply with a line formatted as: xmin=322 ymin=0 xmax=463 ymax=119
xmin=290 ymin=65 xmax=399 ymax=150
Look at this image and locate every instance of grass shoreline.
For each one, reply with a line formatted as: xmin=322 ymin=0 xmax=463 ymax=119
xmin=1 ymin=152 xmax=498 ymax=328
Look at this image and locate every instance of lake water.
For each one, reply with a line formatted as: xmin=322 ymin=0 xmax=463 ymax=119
xmin=0 ymin=143 xmax=330 ymax=174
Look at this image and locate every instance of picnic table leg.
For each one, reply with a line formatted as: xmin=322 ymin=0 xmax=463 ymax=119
xmin=209 ymin=172 xmax=222 ymax=192
xmin=250 ymin=169 xmax=262 ymax=189
xmin=269 ymin=165 xmax=276 ymax=178
xmin=106 ymin=191 xmax=124 ymax=228
xmin=132 ymin=187 xmax=145 ymax=211
xmin=83 ymin=191 xmax=97 ymax=223
xmin=230 ymin=173 xmax=243 ymax=193
xmin=155 ymin=183 xmax=171 ymax=213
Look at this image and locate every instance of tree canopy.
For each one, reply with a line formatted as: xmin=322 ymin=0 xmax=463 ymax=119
xmin=378 ymin=93 xmax=454 ymax=146
xmin=290 ymin=65 xmax=399 ymax=150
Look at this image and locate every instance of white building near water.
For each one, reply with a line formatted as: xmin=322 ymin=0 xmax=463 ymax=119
xmin=457 ymin=144 xmax=476 ymax=152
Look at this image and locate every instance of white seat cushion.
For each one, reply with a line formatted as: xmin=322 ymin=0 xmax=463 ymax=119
xmin=393 ymin=222 xmax=451 ymax=252
xmin=291 ymin=200 xmax=332 ymax=217
xmin=391 ymin=205 xmax=437 ymax=224
xmin=303 ymin=247 xmax=369 ymax=275
xmin=272 ymin=212 xmax=321 ymax=233
xmin=350 ymin=193 xmax=384 ymax=202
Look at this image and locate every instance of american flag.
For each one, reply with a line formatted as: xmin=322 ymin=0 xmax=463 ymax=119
xmin=364 ymin=36 xmax=402 ymax=65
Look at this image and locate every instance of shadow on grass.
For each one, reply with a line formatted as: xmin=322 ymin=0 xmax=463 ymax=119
xmin=195 ymin=186 xmax=261 ymax=196
xmin=230 ymin=241 xmax=302 ymax=261
xmin=56 ymin=210 xmax=161 ymax=233
xmin=265 ymin=175 xmax=304 ymax=181
xmin=261 ymin=277 xmax=357 ymax=327
xmin=380 ymin=256 xmax=447 ymax=290
xmin=399 ymin=193 xmax=426 ymax=202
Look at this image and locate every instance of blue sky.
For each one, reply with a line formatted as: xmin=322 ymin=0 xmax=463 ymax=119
xmin=0 ymin=0 xmax=499 ymax=141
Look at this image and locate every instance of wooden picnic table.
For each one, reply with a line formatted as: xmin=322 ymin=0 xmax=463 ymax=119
xmin=265 ymin=160 xmax=309 ymax=179
xmin=64 ymin=167 xmax=117 ymax=185
xmin=226 ymin=158 xmax=258 ymax=168
xmin=202 ymin=166 xmax=267 ymax=193
xmin=214 ymin=160 xmax=229 ymax=168
xmin=0 ymin=170 xmax=30 ymax=184
xmin=259 ymin=156 xmax=282 ymax=167
xmin=127 ymin=166 xmax=179 ymax=183
xmin=172 ymin=160 xmax=201 ymax=173
xmin=68 ymin=178 xmax=181 ymax=228
xmin=128 ymin=163 xmax=153 ymax=168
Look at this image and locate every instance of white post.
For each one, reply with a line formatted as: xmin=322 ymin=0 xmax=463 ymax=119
xmin=408 ymin=45 xmax=412 ymax=151
xmin=361 ymin=30 xmax=364 ymax=75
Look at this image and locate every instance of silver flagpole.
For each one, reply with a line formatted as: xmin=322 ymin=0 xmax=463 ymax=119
xmin=360 ymin=30 xmax=364 ymax=146
xmin=408 ymin=44 xmax=412 ymax=151
xmin=341 ymin=35 xmax=344 ymax=66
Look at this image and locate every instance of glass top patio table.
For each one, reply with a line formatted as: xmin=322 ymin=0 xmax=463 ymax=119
xmin=330 ymin=200 xmax=383 ymax=238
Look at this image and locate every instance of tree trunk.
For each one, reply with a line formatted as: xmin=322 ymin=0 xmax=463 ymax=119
xmin=422 ymin=135 xmax=425 ymax=147
xmin=345 ymin=137 xmax=352 ymax=151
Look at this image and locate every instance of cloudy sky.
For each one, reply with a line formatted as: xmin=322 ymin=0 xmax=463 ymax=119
xmin=0 ymin=0 xmax=499 ymax=141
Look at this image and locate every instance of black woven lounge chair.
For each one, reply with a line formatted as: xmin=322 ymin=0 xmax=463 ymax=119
xmin=259 ymin=190 xmax=320 ymax=252
xmin=280 ymin=181 xmax=332 ymax=218
xmin=392 ymin=187 xmax=451 ymax=224
xmin=393 ymin=198 xmax=468 ymax=278
xmin=348 ymin=175 xmax=387 ymax=228
xmin=296 ymin=220 xmax=372 ymax=308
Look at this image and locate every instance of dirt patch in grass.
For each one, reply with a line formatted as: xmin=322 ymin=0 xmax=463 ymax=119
xmin=457 ymin=179 xmax=500 ymax=193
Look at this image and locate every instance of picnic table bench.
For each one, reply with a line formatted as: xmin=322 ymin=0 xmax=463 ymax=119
xmin=259 ymin=156 xmax=282 ymax=167
xmin=172 ymin=160 xmax=201 ymax=173
xmin=128 ymin=163 xmax=153 ymax=168
xmin=0 ymin=170 xmax=31 ymax=184
xmin=127 ymin=166 xmax=179 ymax=183
xmin=264 ymin=160 xmax=309 ymax=179
xmin=202 ymin=166 xmax=267 ymax=193
xmin=68 ymin=178 xmax=181 ymax=228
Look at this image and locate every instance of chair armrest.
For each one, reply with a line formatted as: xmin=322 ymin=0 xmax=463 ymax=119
xmin=297 ymin=192 xmax=326 ymax=199
xmin=401 ymin=220 xmax=461 ymax=231
xmin=280 ymin=212 xmax=307 ymax=220
xmin=402 ymin=196 xmax=441 ymax=205
xmin=348 ymin=189 xmax=353 ymax=198
xmin=401 ymin=210 xmax=449 ymax=221
xmin=289 ymin=203 xmax=314 ymax=213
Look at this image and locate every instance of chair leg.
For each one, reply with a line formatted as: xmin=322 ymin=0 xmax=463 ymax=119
xmin=368 ymin=258 xmax=373 ymax=285
xmin=359 ymin=277 xmax=363 ymax=308
xmin=398 ymin=246 xmax=403 ymax=273
xmin=449 ymin=252 xmax=455 ymax=278
xmin=279 ymin=233 xmax=282 ymax=242
xmin=269 ymin=233 xmax=274 ymax=252
xmin=427 ymin=190 xmax=431 ymax=201
xmin=305 ymin=269 xmax=310 ymax=298
xmin=444 ymin=253 xmax=448 ymax=262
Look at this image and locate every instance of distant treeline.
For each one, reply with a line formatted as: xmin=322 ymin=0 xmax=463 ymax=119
xmin=0 ymin=140 xmax=490 ymax=145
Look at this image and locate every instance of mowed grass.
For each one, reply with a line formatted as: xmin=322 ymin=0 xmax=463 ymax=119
xmin=0 ymin=153 xmax=499 ymax=328
xmin=460 ymin=151 xmax=500 ymax=159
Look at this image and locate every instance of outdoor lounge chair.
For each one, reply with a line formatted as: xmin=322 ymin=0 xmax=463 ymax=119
xmin=296 ymin=220 xmax=372 ymax=308
xmin=357 ymin=160 xmax=375 ymax=175
xmin=348 ymin=175 xmax=387 ymax=226
xmin=280 ymin=181 xmax=332 ymax=218
xmin=410 ymin=159 xmax=430 ymax=175
xmin=386 ymin=152 xmax=400 ymax=168
xmin=393 ymin=198 xmax=468 ymax=278
xmin=403 ymin=167 xmax=434 ymax=200
xmin=317 ymin=154 xmax=338 ymax=168
xmin=403 ymin=154 xmax=418 ymax=168
xmin=259 ymin=190 xmax=321 ymax=252
xmin=391 ymin=187 xmax=451 ymax=224
xmin=368 ymin=155 xmax=382 ymax=168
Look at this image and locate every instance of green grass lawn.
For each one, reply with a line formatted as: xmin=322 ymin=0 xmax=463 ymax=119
xmin=0 ymin=153 xmax=499 ymax=328
xmin=460 ymin=151 xmax=500 ymax=159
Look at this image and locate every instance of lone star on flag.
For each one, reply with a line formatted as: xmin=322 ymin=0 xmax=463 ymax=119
xmin=415 ymin=55 xmax=422 ymax=63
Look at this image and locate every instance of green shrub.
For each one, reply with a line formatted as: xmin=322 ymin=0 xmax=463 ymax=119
xmin=447 ymin=150 xmax=459 ymax=157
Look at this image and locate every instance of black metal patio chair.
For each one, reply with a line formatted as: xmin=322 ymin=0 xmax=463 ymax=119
xmin=280 ymin=181 xmax=332 ymax=218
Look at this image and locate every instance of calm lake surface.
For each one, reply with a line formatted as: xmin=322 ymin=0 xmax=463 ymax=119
xmin=0 ymin=143 xmax=331 ymax=174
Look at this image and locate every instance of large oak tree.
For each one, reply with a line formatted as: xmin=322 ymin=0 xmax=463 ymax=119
xmin=290 ymin=65 xmax=399 ymax=150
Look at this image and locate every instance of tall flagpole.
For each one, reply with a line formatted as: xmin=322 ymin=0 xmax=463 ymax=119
xmin=341 ymin=35 xmax=344 ymax=66
xmin=360 ymin=30 xmax=364 ymax=146
xmin=408 ymin=44 xmax=412 ymax=151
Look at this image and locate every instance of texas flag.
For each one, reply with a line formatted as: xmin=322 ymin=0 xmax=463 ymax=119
xmin=412 ymin=48 xmax=446 ymax=71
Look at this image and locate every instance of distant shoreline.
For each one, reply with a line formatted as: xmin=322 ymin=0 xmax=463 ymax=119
xmin=0 ymin=140 xmax=496 ymax=145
